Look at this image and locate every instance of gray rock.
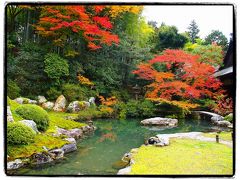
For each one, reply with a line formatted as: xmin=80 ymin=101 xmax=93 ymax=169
xmin=7 ymin=159 xmax=24 ymax=170
xmin=89 ymin=97 xmax=95 ymax=105
xmin=211 ymin=115 xmax=224 ymax=122
xmin=7 ymin=106 xmax=14 ymax=122
xmin=155 ymin=142 xmax=165 ymax=147
xmin=215 ymin=120 xmax=232 ymax=127
xmin=117 ymin=166 xmax=131 ymax=175
xmin=158 ymin=136 xmax=170 ymax=146
xmin=49 ymin=149 xmax=64 ymax=159
xmin=14 ymin=97 xmax=24 ymax=104
xmin=28 ymin=100 xmax=37 ymax=104
xmin=83 ymin=101 xmax=90 ymax=108
xmin=121 ymin=153 xmax=132 ymax=162
xmin=42 ymin=101 xmax=54 ymax=110
xmin=67 ymin=101 xmax=82 ymax=113
xmin=31 ymin=152 xmax=53 ymax=165
xmin=61 ymin=143 xmax=77 ymax=154
xmin=69 ymin=128 xmax=83 ymax=138
xmin=38 ymin=96 xmax=47 ymax=104
xmin=53 ymin=95 xmax=67 ymax=112
xmin=141 ymin=117 xmax=178 ymax=127
xmin=19 ymin=120 xmax=39 ymax=133
xmin=147 ymin=136 xmax=160 ymax=145
xmin=64 ymin=138 xmax=76 ymax=144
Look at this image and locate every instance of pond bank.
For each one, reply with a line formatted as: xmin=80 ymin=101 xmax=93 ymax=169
xmin=118 ymin=131 xmax=233 ymax=175
xmin=7 ymin=124 xmax=96 ymax=172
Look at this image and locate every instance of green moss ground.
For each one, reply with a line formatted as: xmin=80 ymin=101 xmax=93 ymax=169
xmin=7 ymin=134 xmax=69 ymax=160
xmin=202 ymin=132 xmax=232 ymax=141
xmin=7 ymin=99 xmax=87 ymax=160
xmin=130 ymin=138 xmax=233 ymax=175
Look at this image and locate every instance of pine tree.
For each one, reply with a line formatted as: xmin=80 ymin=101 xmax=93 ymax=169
xmin=187 ymin=20 xmax=200 ymax=43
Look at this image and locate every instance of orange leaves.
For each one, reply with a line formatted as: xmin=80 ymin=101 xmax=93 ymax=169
xmin=35 ymin=5 xmax=119 ymax=50
xmin=77 ymin=75 xmax=94 ymax=86
xmin=99 ymin=96 xmax=118 ymax=106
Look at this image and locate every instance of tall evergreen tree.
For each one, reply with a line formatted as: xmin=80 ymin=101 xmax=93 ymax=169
xmin=187 ymin=20 xmax=200 ymax=43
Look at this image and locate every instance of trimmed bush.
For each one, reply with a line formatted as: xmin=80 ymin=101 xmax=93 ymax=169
xmin=15 ymin=104 xmax=49 ymax=131
xmin=62 ymin=83 xmax=97 ymax=102
xmin=7 ymin=80 xmax=21 ymax=99
xmin=7 ymin=122 xmax=35 ymax=145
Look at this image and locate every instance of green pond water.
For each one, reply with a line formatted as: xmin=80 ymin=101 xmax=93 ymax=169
xmin=16 ymin=118 xmax=215 ymax=175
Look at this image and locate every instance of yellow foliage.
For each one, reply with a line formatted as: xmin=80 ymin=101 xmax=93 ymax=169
xmin=99 ymin=106 xmax=114 ymax=114
xmin=106 ymin=5 xmax=143 ymax=18
xmin=77 ymin=75 xmax=94 ymax=86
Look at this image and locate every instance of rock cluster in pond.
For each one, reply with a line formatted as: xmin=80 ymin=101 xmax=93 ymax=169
xmin=140 ymin=117 xmax=178 ymax=127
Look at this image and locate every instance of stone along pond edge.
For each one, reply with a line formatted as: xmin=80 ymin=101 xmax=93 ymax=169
xmin=7 ymin=124 xmax=96 ymax=172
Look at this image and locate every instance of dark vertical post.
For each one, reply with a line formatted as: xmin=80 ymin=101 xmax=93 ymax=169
xmin=216 ymin=134 xmax=219 ymax=143
xmin=231 ymin=132 xmax=233 ymax=141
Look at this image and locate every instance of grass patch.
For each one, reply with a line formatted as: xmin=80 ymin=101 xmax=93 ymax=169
xmin=130 ymin=138 xmax=233 ymax=175
xmin=47 ymin=111 xmax=86 ymax=133
xmin=203 ymin=132 xmax=232 ymax=141
xmin=7 ymin=134 xmax=69 ymax=160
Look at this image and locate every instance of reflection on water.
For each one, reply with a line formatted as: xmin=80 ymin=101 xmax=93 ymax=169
xmin=15 ymin=118 xmax=214 ymax=175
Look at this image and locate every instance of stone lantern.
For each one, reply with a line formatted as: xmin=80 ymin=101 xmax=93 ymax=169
xmin=132 ymin=84 xmax=141 ymax=100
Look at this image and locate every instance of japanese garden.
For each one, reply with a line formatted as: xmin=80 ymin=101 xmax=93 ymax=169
xmin=6 ymin=4 xmax=234 ymax=176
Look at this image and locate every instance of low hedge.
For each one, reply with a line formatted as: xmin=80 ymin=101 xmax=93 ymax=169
xmin=7 ymin=122 xmax=35 ymax=145
xmin=15 ymin=104 xmax=49 ymax=131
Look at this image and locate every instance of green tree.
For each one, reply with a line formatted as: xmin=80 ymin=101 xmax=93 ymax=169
xmin=204 ymin=30 xmax=228 ymax=52
xmin=155 ymin=23 xmax=188 ymax=51
xmin=187 ymin=20 xmax=200 ymax=43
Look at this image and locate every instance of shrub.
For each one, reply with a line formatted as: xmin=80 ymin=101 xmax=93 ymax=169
xmin=46 ymin=87 xmax=62 ymax=101
xmin=224 ymin=113 xmax=233 ymax=122
xmin=7 ymin=122 xmax=35 ymax=145
xmin=7 ymin=96 xmax=11 ymax=106
xmin=125 ymin=100 xmax=139 ymax=117
xmin=99 ymin=105 xmax=114 ymax=118
xmin=139 ymin=100 xmax=156 ymax=117
xmin=7 ymin=80 xmax=21 ymax=99
xmin=15 ymin=104 xmax=49 ymax=131
xmin=44 ymin=53 xmax=69 ymax=83
xmin=62 ymin=83 xmax=96 ymax=102
xmin=77 ymin=107 xmax=102 ymax=121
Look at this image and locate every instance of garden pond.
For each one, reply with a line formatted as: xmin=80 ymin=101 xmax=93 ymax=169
xmin=14 ymin=118 xmax=220 ymax=175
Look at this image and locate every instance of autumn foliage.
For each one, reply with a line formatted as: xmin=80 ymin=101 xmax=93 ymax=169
xmin=133 ymin=49 xmax=223 ymax=111
xmin=35 ymin=5 xmax=120 ymax=50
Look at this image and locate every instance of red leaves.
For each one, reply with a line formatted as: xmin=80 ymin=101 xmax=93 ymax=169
xmin=36 ymin=5 xmax=119 ymax=50
xmin=133 ymin=49 xmax=223 ymax=105
xmin=93 ymin=16 xmax=113 ymax=29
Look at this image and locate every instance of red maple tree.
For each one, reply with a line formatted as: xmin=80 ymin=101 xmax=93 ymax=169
xmin=35 ymin=5 xmax=119 ymax=50
xmin=133 ymin=49 xmax=224 ymax=111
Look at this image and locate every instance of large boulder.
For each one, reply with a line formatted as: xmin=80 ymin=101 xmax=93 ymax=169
xmin=7 ymin=159 xmax=24 ymax=170
xmin=38 ymin=96 xmax=47 ymax=104
xmin=141 ymin=117 xmax=178 ymax=127
xmin=7 ymin=106 xmax=14 ymax=122
xmin=53 ymin=95 xmax=67 ymax=112
xmin=61 ymin=143 xmax=77 ymax=154
xmin=19 ymin=120 xmax=39 ymax=134
xmin=42 ymin=101 xmax=54 ymax=110
xmin=64 ymin=138 xmax=76 ymax=144
xmin=211 ymin=115 xmax=224 ymax=123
